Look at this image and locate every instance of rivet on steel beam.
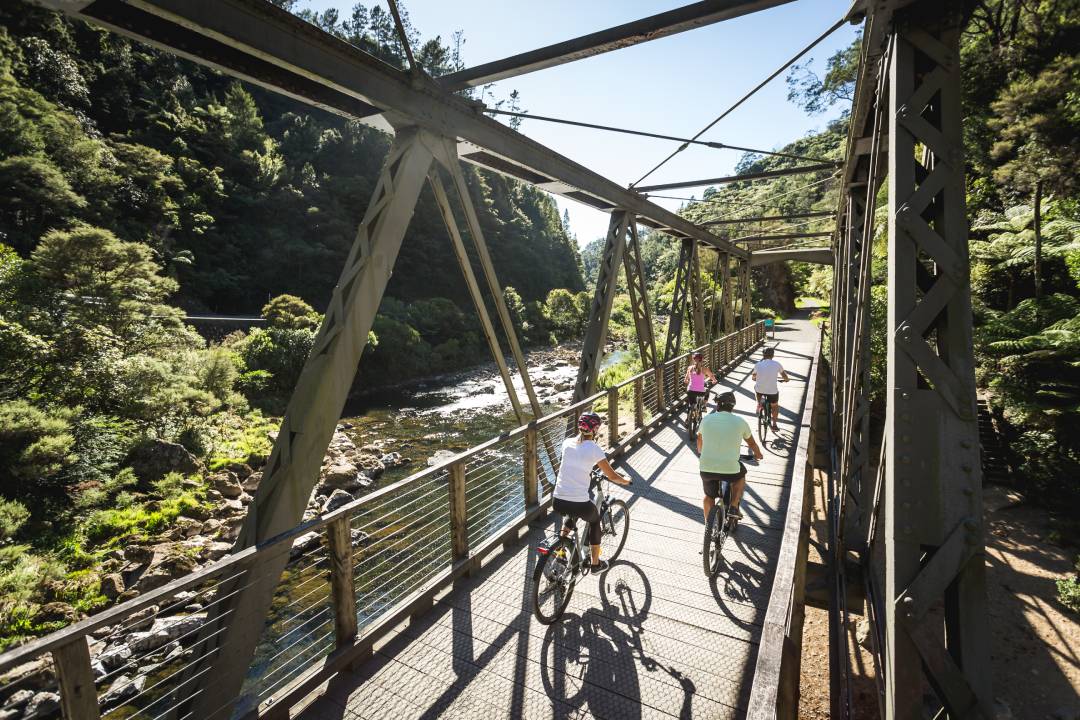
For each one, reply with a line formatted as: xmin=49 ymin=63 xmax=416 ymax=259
xmin=960 ymin=440 xmax=972 ymax=449
xmin=901 ymin=455 xmax=910 ymax=464
xmin=961 ymin=463 xmax=972 ymax=472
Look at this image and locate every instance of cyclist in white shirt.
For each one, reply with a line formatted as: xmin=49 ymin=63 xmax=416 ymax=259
xmin=752 ymin=347 xmax=789 ymax=432
xmin=552 ymin=412 xmax=632 ymax=572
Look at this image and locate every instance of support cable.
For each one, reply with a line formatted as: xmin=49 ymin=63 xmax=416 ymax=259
xmin=646 ymin=172 xmax=838 ymax=213
xmin=387 ymin=0 xmax=417 ymax=72
xmin=630 ymin=17 xmax=846 ymax=188
xmin=483 ymin=109 xmax=834 ymax=164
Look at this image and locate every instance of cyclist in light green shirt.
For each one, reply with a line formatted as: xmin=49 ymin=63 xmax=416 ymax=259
xmin=697 ymin=391 xmax=763 ymax=524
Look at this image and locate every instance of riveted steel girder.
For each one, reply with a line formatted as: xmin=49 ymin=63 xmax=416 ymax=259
xmin=884 ymin=3 xmax=991 ymax=716
xmin=574 ymin=212 xmax=630 ymax=401
xmin=624 ymin=221 xmax=659 ymax=369
xmin=663 ymin=239 xmax=694 ymax=359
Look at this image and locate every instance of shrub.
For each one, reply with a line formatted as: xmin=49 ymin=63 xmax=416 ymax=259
xmin=1058 ymin=557 xmax=1080 ymax=614
xmin=238 ymin=326 xmax=315 ymax=394
xmin=198 ymin=347 xmax=241 ymax=404
xmin=262 ymin=294 xmax=320 ymax=330
xmin=0 ymin=499 xmax=29 ymax=542
xmin=0 ymin=400 xmax=76 ymax=491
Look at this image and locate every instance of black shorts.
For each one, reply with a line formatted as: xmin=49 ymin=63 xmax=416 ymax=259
xmin=552 ymin=497 xmax=602 ymax=544
xmin=701 ymin=463 xmax=746 ymax=498
xmin=687 ymin=389 xmax=708 ymax=404
xmin=757 ymin=392 xmax=779 ymax=404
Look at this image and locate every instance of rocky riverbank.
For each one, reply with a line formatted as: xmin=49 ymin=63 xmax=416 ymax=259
xmin=0 ymin=342 xmax=596 ymax=718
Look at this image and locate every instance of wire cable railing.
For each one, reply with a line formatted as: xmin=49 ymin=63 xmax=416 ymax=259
xmin=0 ymin=323 xmax=765 ymax=720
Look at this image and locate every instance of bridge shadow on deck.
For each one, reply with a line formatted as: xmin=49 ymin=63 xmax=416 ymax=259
xmin=298 ymin=336 xmax=816 ymax=720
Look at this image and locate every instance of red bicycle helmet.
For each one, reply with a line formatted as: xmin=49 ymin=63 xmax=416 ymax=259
xmin=577 ymin=412 xmax=602 ymax=434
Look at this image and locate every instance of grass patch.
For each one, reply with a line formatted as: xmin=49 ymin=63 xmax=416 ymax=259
xmin=1058 ymin=556 xmax=1080 ymax=614
xmin=208 ymin=410 xmax=276 ymax=470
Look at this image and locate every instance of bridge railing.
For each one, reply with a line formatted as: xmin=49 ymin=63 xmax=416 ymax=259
xmin=746 ymin=332 xmax=824 ymax=719
xmin=0 ymin=323 xmax=764 ymax=720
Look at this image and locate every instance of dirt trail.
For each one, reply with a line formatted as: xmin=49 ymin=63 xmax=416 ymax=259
xmin=798 ymin=482 xmax=1080 ymax=719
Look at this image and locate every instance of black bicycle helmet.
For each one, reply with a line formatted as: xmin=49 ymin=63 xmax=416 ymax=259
xmin=715 ymin=391 xmax=737 ymax=411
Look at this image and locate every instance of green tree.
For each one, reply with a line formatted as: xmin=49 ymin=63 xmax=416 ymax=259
xmin=262 ymin=293 xmax=320 ymax=329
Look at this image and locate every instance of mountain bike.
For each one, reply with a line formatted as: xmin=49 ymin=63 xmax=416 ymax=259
xmin=686 ymin=380 xmax=714 ymax=440
xmin=703 ymin=479 xmax=737 ymax=577
xmin=532 ymin=469 xmax=630 ymax=624
xmin=757 ymin=393 xmax=772 ymax=443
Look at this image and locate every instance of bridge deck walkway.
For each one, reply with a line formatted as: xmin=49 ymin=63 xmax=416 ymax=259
xmin=298 ymin=325 xmax=816 ymax=720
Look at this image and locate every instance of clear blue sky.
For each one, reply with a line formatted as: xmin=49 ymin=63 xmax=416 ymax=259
xmin=301 ymin=0 xmax=857 ymax=244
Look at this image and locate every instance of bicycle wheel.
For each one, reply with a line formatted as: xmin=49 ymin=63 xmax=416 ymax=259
xmin=599 ymin=499 xmax=630 ymax=562
xmin=703 ymin=503 xmax=727 ymax=577
xmin=532 ymin=537 xmax=575 ymax=624
xmin=687 ymin=404 xmax=699 ymax=440
xmin=758 ymin=402 xmax=769 ymax=443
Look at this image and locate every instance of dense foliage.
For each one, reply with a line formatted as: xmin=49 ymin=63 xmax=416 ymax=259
xmin=782 ymin=2 xmax=1080 ymax=517
xmin=0 ymin=2 xmax=586 ymax=646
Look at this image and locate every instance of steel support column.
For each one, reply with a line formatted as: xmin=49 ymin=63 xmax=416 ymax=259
xmin=885 ymin=3 xmax=991 ymax=717
xmin=623 ymin=220 xmax=658 ymax=368
xmin=663 ymin=238 xmax=694 ymax=359
xmin=574 ymin=211 xmax=630 ymax=400
xmin=189 ymin=128 xmax=438 ymax=720
xmin=721 ymin=252 xmax=735 ymax=334
xmin=689 ymin=242 xmax=707 ymax=345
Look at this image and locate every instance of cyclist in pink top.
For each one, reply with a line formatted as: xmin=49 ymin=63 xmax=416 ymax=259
xmin=685 ymin=352 xmax=717 ymax=422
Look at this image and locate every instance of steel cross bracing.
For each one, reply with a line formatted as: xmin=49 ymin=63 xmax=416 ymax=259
xmin=37 ymin=0 xmax=749 ymax=262
xmin=663 ymin=239 xmax=695 ymax=360
xmin=623 ymin=222 xmax=659 ymax=370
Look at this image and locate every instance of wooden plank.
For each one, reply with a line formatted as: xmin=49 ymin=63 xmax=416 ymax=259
xmin=52 ymin=637 xmax=100 ymax=720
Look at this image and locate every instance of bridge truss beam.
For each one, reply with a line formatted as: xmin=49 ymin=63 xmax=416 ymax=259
xmin=663 ymin=239 xmax=694 ymax=359
xmin=883 ymin=2 xmax=992 ymax=717
xmin=438 ymin=0 xmax=795 ymax=90
xmin=188 ymin=128 xmax=439 ymax=719
xmin=574 ymin=211 xmax=630 ymax=400
xmin=624 ymin=221 xmax=659 ymax=369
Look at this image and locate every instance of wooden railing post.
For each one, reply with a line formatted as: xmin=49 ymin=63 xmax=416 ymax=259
xmin=607 ymin=387 xmax=620 ymax=444
xmin=448 ymin=461 xmax=469 ymax=567
xmin=53 ymin=637 xmax=100 ymax=720
xmin=523 ymin=425 xmax=538 ymax=507
xmin=633 ymin=377 xmax=644 ymax=429
xmin=654 ymin=366 xmax=665 ymax=411
xmin=326 ymin=514 xmax=357 ymax=649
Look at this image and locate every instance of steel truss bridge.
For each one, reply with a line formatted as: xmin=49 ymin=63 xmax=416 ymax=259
xmin=4 ymin=0 xmax=991 ymax=718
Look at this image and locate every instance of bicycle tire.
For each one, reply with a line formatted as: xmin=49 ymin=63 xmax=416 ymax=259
xmin=532 ymin=537 xmax=575 ymax=624
xmin=600 ymin=498 xmax=630 ymax=563
xmin=687 ymin=405 xmax=699 ymax=440
xmin=703 ymin=504 xmax=726 ymax=577
xmin=758 ymin=400 xmax=770 ymax=443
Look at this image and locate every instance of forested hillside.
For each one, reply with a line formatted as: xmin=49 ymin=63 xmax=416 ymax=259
xmin=0 ymin=1 xmax=588 ymax=649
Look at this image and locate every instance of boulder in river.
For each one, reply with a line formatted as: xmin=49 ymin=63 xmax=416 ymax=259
xmin=320 ymin=461 xmax=364 ymax=492
xmin=210 ymin=472 xmax=243 ymax=498
xmin=427 ymin=449 xmax=457 ymax=467
xmin=322 ymin=489 xmax=354 ymax=513
xmin=22 ymin=691 xmax=60 ymax=719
